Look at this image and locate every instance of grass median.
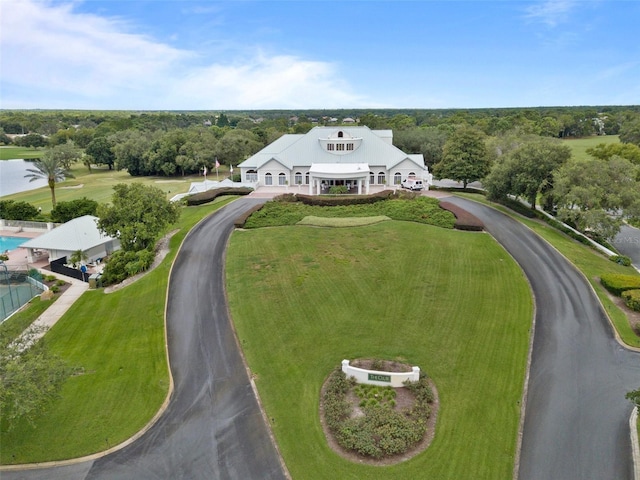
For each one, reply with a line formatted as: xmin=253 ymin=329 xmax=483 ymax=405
xmin=0 ymin=197 xmax=237 ymax=464
xmin=455 ymin=192 xmax=640 ymax=348
xmin=226 ymin=220 xmax=533 ymax=479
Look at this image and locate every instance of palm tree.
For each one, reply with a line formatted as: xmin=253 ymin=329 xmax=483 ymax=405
xmin=24 ymin=153 xmax=74 ymax=207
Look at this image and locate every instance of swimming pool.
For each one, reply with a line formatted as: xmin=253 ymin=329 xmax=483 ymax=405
xmin=0 ymin=236 xmax=26 ymax=253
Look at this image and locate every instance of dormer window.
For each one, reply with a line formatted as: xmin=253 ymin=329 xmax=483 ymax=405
xmin=319 ymin=130 xmax=363 ymax=154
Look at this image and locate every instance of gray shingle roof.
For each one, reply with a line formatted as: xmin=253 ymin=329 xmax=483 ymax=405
xmin=239 ymin=126 xmax=425 ymax=171
xmin=21 ymin=215 xmax=116 ymax=252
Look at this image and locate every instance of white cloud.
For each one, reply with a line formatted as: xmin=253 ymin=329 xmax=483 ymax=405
xmin=0 ymin=0 xmax=365 ymax=109
xmin=523 ymin=0 xmax=577 ymax=27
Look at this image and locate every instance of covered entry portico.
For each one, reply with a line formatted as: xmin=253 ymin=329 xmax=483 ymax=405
xmin=308 ymin=163 xmax=371 ymax=195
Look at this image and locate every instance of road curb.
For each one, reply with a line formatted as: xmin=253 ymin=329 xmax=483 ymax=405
xmin=632 ymin=408 xmax=640 ymax=480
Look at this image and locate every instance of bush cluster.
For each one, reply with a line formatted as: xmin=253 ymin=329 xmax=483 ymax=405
xmin=244 ymin=195 xmax=455 ymax=229
xmin=438 ymin=201 xmax=484 ymax=231
xmin=0 ymin=200 xmax=40 ymax=221
xmin=600 ymin=274 xmax=640 ymax=296
xmin=50 ymin=198 xmax=98 ymax=223
xmin=609 ymin=255 xmax=632 ymax=267
xmin=186 ymin=187 xmax=253 ymax=206
xmin=100 ymin=249 xmax=155 ymax=286
xmin=323 ymin=367 xmax=433 ymax=459
xmin=622 ymin=290 xmax=640 ymax=312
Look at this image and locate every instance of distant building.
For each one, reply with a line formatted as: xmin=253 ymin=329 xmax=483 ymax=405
xmin=237 ymin=126 xmax=432 ymax=195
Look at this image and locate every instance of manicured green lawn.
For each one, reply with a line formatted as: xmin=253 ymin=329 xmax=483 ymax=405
xmin=0 ymin=146 xmax=45 ymax=160
xmin=456 ymin=192 xmax=640 ymax=348
xmin=226 ymin=221 xmax=533 ymax=479
xmin=562 ymin=134 xmax=619 ymax=162
xmin=0 ymin=197 xmax=237 ymax=464
xmin=0 ymin=163 xmax=203 ymax=213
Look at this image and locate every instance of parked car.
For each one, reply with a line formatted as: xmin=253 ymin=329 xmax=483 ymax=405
xmin=401 ymin=178 xmax=424 ymax=191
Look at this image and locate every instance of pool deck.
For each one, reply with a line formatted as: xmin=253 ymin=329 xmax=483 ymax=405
xmin=0 ymin=230 xmax=47 ymax=269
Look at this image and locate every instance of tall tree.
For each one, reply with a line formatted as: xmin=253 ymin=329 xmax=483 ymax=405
xmin=85 ymin=136 xmax=116 ymax=170
xmin=484 ymin=137 xmax=571 ymax=209
xmin=619 ymin=118 xmax=640 ymax=146
xmin=0 ymin=326 xmax=69 ymax=430
xmin=553 ymin=156 xmax=640 ymax=240
xmin=97 ymin=183 xmax=180 ymax=252
xmin=432 ymin=126 xmax=490 ymax=188
xmin=24 ymin=153 xmax=75 ymax=207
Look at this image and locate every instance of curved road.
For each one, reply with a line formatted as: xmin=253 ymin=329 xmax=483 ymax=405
xmin=445 ymin=196 xmax=640 ymax=480
xmin=4 ymin=196 xmax=639 ymax=479
xmin=3 ymin=198 xmax=286 ymax=480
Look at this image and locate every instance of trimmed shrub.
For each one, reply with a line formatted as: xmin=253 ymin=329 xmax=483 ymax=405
xmin=296 ymin=190 xmax=394 ymax=207
xmin=0 ymin=200 xmax=39 ymax=220
xmin=622 ymin=290 xmax=640 ymax=312
xmin=600 ymin=274 xmax=640 ymax=296
xmin=234 ymin=204 xmax=265 ymax=228
xmin=50 ymin=198 xmax=98 ymax=223
xmin=100 ymin=249 xmax=155 ymax=285
xmin=439 ymin=201 xmax=484 ymax=231
xmin=186 ymin=187 xmax=253 ymax=206
xmin=323 ymin=366 xmax=434 ymax=459
xmin=609 ymin=255 xmax=632 ymax=267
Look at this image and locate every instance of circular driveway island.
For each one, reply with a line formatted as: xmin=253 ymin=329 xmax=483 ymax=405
xmin=3 ymin=195 xmax=638 ymax=479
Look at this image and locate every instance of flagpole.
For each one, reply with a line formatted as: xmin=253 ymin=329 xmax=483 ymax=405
xmin=215 ymin=156 xmax=219 ymax=180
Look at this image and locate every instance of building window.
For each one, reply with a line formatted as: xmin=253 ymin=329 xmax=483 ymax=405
xmin=409 ymin=172 xmax=416 ymax=177
xmin=294 ymin=172 xmax=303 ymax=185
xmin=305 ymin=172 xmax=310 ymax=184
xmin=279 ymin=173 xmax=287 ymax=185
xmin=370 ymin=173 xmax=375 ymax=184
xmin=336 ymin=143 xmax=345 ymax=151
xmin=246 ymin=169 xmax=258 ymax=182
xmin=265 ymin=172 xmax=272 ymax=185
xmin=378 ymin=172 xmax=386 ymax=185
xmin=394 ymin=172 xmax=402 ymax=185
xmin=346 ymin=143 xmax=354 ymax=151
xmin=327 ymin=143 xmax=334 ymax=151
xmin=338 ymin=131 xmax=344 ymax=138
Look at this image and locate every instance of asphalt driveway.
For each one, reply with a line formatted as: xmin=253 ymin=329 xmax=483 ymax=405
xmin=4 ymin=195 xmax=639 ymax=479
xmin=445 ymin=196 xmax=640 ymax=480
xmin=2 ymin=197 xmax=286 ymax=480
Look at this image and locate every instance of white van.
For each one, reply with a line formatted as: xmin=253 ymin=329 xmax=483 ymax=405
xmin=401 ymin=178 xmax=424 ymax=191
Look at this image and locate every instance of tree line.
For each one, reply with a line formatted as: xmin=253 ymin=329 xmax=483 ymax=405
xmin=2 ymin=107 xmax=640 ymax=241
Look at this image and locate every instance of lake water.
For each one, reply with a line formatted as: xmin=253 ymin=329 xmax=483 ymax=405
xmin=0 ymin=159 xmax=49 ymax=197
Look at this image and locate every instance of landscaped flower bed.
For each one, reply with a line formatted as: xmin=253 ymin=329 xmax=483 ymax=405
xmin=320 ymin=360 xmax=438 ymax=464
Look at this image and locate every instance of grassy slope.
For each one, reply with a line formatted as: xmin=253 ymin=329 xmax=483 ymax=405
xmin=0 ymin=198 xmax=237 ymax=464
xmin=456 ymin=192 xmax=640 ymax=348
xmin=227 ymin=221 xmax=533 ymax=479
xmin=0 ymin=146 xmax=45 ymax=160
xmin=0 ymin=164 xmax=204 ymax=214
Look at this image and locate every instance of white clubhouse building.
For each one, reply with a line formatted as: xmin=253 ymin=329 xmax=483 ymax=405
xmin=237 ymin=126 xmax=432 ymax=194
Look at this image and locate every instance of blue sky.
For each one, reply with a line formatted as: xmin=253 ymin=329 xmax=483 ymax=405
xmin=1 ymin=0 xmax=638 ymax=110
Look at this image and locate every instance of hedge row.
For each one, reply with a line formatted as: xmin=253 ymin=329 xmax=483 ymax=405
xmin=622 ymin=290 xmax=640 ymax=312
xmin=186 ymin=187 xmax=253 ymax=206
xmin=600 ymin=274 xmax=640 ymax=296
xmin=438 ymin=201 xmax=484 ymax=231
xmin=295 ymin=189 xmax=395 ymax=207
xmin=234 ymin=204 xmax=265 ymax=228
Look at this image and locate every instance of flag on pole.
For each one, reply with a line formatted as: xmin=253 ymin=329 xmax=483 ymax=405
xmin=203 ymin=166 xmax=207 ymax=176
xmin=230 ymin=164 xmax=233 ymax=174
xmin=215 ymin=159 xmax=220 ymax=169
